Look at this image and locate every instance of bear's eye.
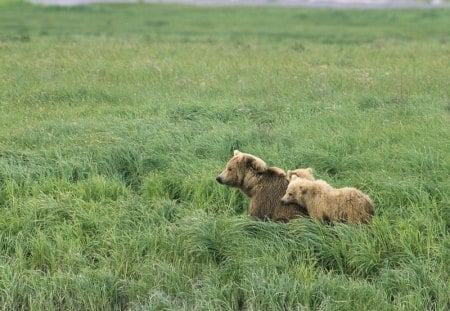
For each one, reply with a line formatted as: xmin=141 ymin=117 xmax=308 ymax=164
xmin=227 ymin=168 xmax=232 ymax=172
xmin=301 ymin=190 xmax=307 ymax=195
xmin=288 ymin=193 xmax=293 ymax=197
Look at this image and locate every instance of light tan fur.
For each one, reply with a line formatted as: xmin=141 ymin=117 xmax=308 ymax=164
xmin=281 ymin=175 xmax=374 ymax=224
xmin=287 ymin=167 xmax=332 ymax=190
xmin=287 ymin=168 xmax=315 ymax=181
xmin=216 ymin=150 xmax=307 ymax=221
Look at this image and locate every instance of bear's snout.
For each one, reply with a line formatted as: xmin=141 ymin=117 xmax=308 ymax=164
xmin=216 ymin=176 xmax=224 ymax=184
xmin=280 ymin=197 xmax=288 ymax=205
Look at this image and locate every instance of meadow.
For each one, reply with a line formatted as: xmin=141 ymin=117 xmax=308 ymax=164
xmin=0 ymin=1 xmax=449 ymax=310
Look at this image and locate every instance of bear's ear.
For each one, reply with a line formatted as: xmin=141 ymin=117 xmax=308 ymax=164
xmin=290 ymin=174 xmax=299 ymax=181
xmin=286 ymin=170 xmax=293 ymax=179
xmin=247 ymin=156 xmax=267 ymax=173
xmin=233 ymin=150 xmax=242 ymax=156
xmin=306 ymin=168 xmax=313 ymax=174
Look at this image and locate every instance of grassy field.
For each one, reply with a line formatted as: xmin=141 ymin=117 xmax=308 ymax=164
xmin=0 ymin=1 xmax=449 ymax=310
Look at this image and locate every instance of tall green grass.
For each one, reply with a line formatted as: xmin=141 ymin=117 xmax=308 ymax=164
xmin=0 ymin=2 xmax=449 ymax=310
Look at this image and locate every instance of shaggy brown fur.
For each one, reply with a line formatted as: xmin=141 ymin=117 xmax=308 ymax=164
xmin=216 ymin=150 xmax=307 ymax=221
xmin=281 ymin=175 xmax=374 ymax=224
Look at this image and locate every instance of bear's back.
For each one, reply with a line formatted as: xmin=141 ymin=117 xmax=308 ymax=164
xmin=249 ymin=168 xmax=307 ymax=221
xmin=329 ymin=187 xmax=374 ymax=223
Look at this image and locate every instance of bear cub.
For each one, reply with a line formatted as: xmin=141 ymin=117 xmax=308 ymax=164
xmin=281 ymin=174 xmax=374 ymax=224
xmin=216 ymin=150 xmax=307 ymax=221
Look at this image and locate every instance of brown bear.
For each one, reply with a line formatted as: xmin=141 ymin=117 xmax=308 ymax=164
xmin=281 ymin=175 xmax=374 ymax=224
xmin=216 ymin=150 xmax=307 ymax=221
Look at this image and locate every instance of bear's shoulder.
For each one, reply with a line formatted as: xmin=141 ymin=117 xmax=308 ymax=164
xmin=267 ymin=166 xmax=286 ymax=177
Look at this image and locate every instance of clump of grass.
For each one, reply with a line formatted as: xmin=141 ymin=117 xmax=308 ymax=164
xmin=142 ymin=171 xmax=246 ymax=215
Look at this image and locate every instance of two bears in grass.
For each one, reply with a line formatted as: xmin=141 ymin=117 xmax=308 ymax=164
xmin=216 ymin=150 xmax=374 ymax=223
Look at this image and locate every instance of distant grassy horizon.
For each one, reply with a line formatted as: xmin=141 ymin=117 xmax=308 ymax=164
xmin=0 ymin=2 xmax=449 ymax=310
xmin=22 ymin=0 xmax=450 ymax=7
